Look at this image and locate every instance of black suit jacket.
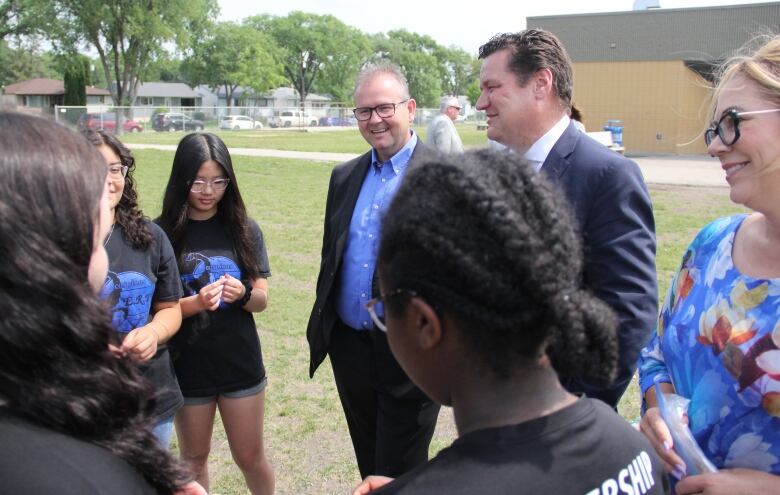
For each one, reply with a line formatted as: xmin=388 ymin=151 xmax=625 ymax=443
xmin=307 ymin=141 xmax=433 ymax=377
xmin=542 ymin=122 xmax=658 ymax=408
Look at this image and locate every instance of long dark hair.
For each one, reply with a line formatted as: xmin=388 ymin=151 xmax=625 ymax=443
xmin=0 ymin=113 xmax=189 ymax=492
xmin=82 ymin=128 xmax=153 ymax=249
xmin=158 ymin=132 xmax=260 ymax=279
xmin=378 ymin=149 xmax=618 ymax=383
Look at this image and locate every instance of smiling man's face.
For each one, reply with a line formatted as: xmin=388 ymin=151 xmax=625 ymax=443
xmin=355 ymin=73 xmax=416 ymax=162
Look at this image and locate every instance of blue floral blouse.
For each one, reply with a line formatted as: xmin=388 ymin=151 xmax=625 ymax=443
xmin=639 ymin=214 xmax=780 ymax=474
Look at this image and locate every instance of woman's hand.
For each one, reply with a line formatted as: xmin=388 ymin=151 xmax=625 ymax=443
xmin=120 ymin=325 xmax=159 ymax=361
xmin=675 ymin=468 xmax=780 ymax=495
xmin=220 ymin=274 xmax=246 ymax=305
xmin=198 ymin=278 xmax=225 ymax=312
xmin=639 ymin=406 xmax=687 ymax=478
xmin=352 ymin=475 xmax=394 ymax=495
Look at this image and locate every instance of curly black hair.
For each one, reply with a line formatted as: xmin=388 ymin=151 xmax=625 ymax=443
xmin=0 ymin=113 xmax=189 ymax=493
xmin=82 ymin=128 xmax=154 ymax=250
xmin=378 ymin=149 xmax=617 ymax=383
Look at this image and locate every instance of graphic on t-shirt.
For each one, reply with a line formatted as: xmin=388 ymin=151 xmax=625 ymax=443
xmin=180 ymin=253 xmax=241 ymax=308
xmin=99 ymin=270 xmax=155 ymax=333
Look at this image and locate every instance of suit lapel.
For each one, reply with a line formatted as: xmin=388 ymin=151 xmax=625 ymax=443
xmin=540 ymin=122 xmax=579 ymax=179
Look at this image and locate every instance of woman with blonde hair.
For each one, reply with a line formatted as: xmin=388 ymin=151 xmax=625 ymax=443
xmin=639 ymin=35 xmax=780 ymax=494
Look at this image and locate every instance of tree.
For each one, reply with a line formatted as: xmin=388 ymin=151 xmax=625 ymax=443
xmin=142 ymin=52 xmax=183 ymax=83
xmin=247 ymin=12 xmax=369 ymax=108
xmin=182 ymin=21 xmax=283 ymax=107
xmin=62 ymin=54 xmax=90 ymax=106
xmin=370 ymin=31 xmax=442 ymax=107
xmin=0 ymin=0 xmax=50 ymax=41
xmin=0 ymin=39 xmax=58 ymax=86
xmin=53 ymin=0 xmax=216 ymax=112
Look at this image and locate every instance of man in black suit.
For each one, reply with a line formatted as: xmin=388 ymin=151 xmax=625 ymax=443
xmin=306 ymin=63 xmax=439 ymax=479
xmin=476 ymin=30 xmax=658 ymax=408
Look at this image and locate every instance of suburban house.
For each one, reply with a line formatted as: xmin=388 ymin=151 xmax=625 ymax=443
xmin=132 ymin=82 xmax=202 ymax=108
xmin=1 ymin=78 xmax=111 ymax=114
xmin=528 ymin=2 xmax=780 ymax=154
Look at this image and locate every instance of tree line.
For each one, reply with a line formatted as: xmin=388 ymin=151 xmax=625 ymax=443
xmin=0 ymin=0 xmax=481 ymax=108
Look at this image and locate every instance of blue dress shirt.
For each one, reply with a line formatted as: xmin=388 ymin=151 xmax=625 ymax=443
xmin=335 ymin=132 xmax=418 ymax=330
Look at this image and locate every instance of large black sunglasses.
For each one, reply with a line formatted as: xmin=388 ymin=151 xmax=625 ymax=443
xmin=704 ymin=108 xmax=780 ymax=146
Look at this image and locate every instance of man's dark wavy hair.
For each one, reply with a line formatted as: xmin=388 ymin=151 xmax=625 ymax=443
xmin=0 ymin=112 xmax=190 ymax=493
xmin=378 ymin=149 xmax=618 ymax=382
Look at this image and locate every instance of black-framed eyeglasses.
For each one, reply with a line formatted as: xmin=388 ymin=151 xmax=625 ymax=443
xmin=190 ymin=178 xmax=230 ymax=193
xmin=107 ymin=162 xmax=128 ymax=179
xmin=704 ymin=108 xmax=780 ymax=146
xmin=352 ymin=99 xmax=410 ymax=121
xmin=364 ymin=288 xmax=417 ymax=332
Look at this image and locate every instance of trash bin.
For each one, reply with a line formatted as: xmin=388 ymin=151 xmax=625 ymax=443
xmin=603 ymin=119 xmax=624 ymax=147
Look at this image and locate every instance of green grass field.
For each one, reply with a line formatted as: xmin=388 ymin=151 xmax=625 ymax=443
xmin=128 ymin=138 xmax=744 ymax=493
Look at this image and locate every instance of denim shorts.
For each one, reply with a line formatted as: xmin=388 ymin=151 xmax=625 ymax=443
xmin=182 ymin=377 xmax=267 ymax=406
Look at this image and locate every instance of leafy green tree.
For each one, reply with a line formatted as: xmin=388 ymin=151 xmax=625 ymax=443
xmin=247 ymin=11 xmax=369 ymax=107
xmin=142 ymin=52 xmax=183 ymax=83
xmin=0 ymin=39 xmax=58 ymax=86
xmin=438 ymin=47 xmax=479 ymax=97
xmin=62 ymin=54 xmax=90 ymax=106
xmin=370 ymin=31 xmax=442 ymax=107
xmin=0 ymin=0 xmax=51 ymax=41
xmin=182 ymin=21 xmax=283 ymax=107
xmin=53 ymin=0 xmax=216 ymax=111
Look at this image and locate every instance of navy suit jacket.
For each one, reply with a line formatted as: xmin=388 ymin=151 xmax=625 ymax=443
xmin=541 ymin=122 xmax=658 ymax=408
xmin=306 ymin=141 xmax=434 ymax=377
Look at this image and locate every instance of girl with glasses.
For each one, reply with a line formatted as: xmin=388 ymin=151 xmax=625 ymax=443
xmin=158 ymin=133 xmax=274 ymax=494
xmin=639 ymin=35 xmax=780 ymax=494
xmin=83 ymin=129 xmax=184 ymax=449
xmin=0 ymin=113 xmax=200 ymax=494
xmin=353 ymin=149 xmax=668 ymax=494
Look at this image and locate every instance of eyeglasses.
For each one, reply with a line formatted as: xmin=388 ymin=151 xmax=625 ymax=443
xmin=190 ymin=178 xmax=230 ymax=193
xmin=704 ymin=108 xmax=780 ymax=146
xmin=107 ymin=162 xmax=128 ymax=179
xmin=352 ymin=99 xmax=410 ymax=121
xmin=364 ymin=288 xmax=417 ymax=332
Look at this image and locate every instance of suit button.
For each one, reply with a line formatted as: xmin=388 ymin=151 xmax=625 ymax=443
xmin=329 ymin=271 xmax=334 ymax=276
xmin=318 ymin=308 xmax=322 ymax=315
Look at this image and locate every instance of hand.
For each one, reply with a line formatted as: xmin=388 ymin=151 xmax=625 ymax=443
xmin=175 ymin=481 xmax=208 ymax=495
xmin=198 ymin=278 xmax=225 ymax=311
xmin=352 ymin=475 xmax=394 ymax=495
xmin=220 ymin=274 xmax=247 ymax=304
xmin=675 ymin=468 xmax=780 ymax=495
xmin=639 ymin=406 xmax=687 ymax=478
xmin=120 ymin=325 xmax=159 ymax=362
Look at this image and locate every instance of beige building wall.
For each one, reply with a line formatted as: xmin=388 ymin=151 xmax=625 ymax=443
xmin=572 ymin=61 xmax=713 ymax=155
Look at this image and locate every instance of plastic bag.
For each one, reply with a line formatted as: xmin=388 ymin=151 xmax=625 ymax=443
xmin=654 ymin=379 xmax=718 ymax=477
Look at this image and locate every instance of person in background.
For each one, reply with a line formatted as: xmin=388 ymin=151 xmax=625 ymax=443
xmin=353 ymin=149 xmax=668 ymax=495
xmin=306 ymin=63 xmax=440 ymax=479
xmin=0 ymin=112 xmax=200 ymax=494
xmin=570 ymin=102 xmax=586 ymax=132
xmin=84 ymin=129 xmax=183 ymax=448
xmin=638 ymin=35 xmax=780 ymax=495
xmin=158 ymin=133 xmax=274 ymax=494
xmin=476 ymin=29 xmax=657 ymax=409
xmin=426 ymin=95 xmax=464 ymax=153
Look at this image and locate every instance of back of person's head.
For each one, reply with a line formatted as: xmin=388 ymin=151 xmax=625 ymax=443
xmin=353 ymin=62 xmax=411 ymax=100
xmin=570 ymin=102 xmax=584 ymax=123
xmin=378 ymin=149 xmax=617 ymax=382
xmin=159 ymin=132 xmax=260 ymax=278
xmin=712 ymin=34 xmax=780 ymax=113
xmin=478 ymin=29 xmax=573 ymax=108
xmin=82 ymin=128 xmax=152 ymax=249
xmin=0 ymin=112 xmax=188 ymax=492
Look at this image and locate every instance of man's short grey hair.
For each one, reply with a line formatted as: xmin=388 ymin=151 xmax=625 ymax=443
xmin=353 ymin=62 xmax=411 ymax=101
xmin=440 ymin=95 xmax=461 ymax=113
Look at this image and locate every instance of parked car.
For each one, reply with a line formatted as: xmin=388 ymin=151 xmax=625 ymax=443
xmin=318 ymin=116 xmax=355 ymax=127
xmin=77 ymin=112 xmax=144 ymax=133
xmin=269 ymin=110 xmax=318 ymax=128
xmin=219 ymin=115 xmax=263 ymax=130
xmin=152 ymin=112 xmax=204 ymax=132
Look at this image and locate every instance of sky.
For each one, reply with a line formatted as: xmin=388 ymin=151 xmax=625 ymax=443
xmin=217 ymin=0 xmax=772 ymax=55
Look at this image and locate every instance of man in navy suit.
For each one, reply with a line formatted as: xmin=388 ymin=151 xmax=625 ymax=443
xmin=476 ymin=30 xmax=657 ymax=409
xmin=306 ymin=63 xmax=439 ymax=479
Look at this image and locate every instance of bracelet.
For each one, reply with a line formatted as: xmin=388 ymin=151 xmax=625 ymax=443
xmin=237 ymin=280 xmax=253 ymax=307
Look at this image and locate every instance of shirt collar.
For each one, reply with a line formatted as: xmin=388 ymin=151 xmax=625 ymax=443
xmin=524 ymin=115 xmax=570 ymax=171
xmin=371 ymin=131 xmax=418 ymax=175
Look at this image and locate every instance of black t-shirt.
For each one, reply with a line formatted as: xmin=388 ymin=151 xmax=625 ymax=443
xmin=373 ymin=398 xmax=670 ymax=495
xmin=0 ymin=409 xmax=157 ymax=494
xmin=99 ymin=221 xmax=183 ymax=421
xmin=168 ymin=216 xmax=271 ymax=397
